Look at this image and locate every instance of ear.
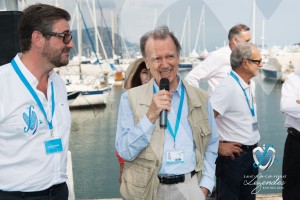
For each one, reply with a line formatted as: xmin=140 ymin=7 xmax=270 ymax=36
xmin=241 ymin=60 xmax=249 ymax=70
xmin=31 ymin=31 xmax=45 ymax=49
xmin=144 ymin=59 xmax=150 ymax=69
xmin=232 ymin=36 xmax=239 ymax=45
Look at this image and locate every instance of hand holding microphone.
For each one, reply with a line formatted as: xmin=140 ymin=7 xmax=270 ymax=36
xmin=159 ymin=78 xmax=169 ymax=128
xmin=146 ymin=78 xmax=171 ymax=125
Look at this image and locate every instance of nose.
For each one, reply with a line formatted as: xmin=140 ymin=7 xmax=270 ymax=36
xmin=67 ymin=39 xmax=75 ymax=48
xmin=161 ymin=57 xmax=169 ymax=68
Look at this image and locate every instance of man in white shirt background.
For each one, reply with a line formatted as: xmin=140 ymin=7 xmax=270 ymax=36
xmin=280 ymin=71 xmax=300 ymax=200
xmin=210 ymin=42 xmax=263 ymax=200
xmin=185 ymin=23 xmax=251 ymax=96
xmin=185 ymin=23 xmax=252 ymax=165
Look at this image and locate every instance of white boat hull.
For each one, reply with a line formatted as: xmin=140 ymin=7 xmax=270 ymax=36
xmin=67 ymin=85 xmax=110 ymax=108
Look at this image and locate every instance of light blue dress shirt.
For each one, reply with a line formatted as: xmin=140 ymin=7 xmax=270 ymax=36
xmin=115 ymin=78 xmax=219 ymax=193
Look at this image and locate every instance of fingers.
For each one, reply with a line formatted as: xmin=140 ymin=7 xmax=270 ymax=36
xmin=146 ymin=90 xmax=172 ymax=123
xmin=230 ymin=154 xmax=235 ymax=160
xmin=232 ymin=142 xmax=242 ymax=147
xmin=218 ymin=142 xmax=243 ymax=158
xmin=153 ymin=90 xmax=172 ymax=110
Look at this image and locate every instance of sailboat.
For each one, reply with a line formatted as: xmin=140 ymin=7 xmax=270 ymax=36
xmin=60 ymin=0 xmax=111 ymax=108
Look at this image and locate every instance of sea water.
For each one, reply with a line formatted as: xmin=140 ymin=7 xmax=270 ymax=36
xmin=69 ymin=71 xmax=286 ymax=199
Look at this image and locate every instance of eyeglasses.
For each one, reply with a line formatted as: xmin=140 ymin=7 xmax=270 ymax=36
xmin=246 ymin=58 xmax=262 ymax=65
xmin=45 ymin=32 xmax=73 ymax=44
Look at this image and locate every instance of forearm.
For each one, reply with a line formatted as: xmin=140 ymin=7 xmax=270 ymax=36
xmin=199 ymin=150 xmax=218 ymax=194
xmin=281 ymin=99 xmax=300 ymax=118
xmin=185 ymin=64 xmax=205 ymax=87
xmin=280 ymin=76 xmax=300 ymax=118
xmin=116 ymin=115 xmax=155 ymax=161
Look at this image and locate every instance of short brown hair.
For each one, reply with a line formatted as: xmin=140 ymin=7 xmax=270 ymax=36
xmin=140 ymin=25 xmax=181 ymax=58
xmin=19 ymin=3 xmax=71 ymax=52
xmin=228 ymin=24 xmax=250 ymax=41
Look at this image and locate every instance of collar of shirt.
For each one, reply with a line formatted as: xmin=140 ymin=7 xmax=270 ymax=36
xmin=14 ymin=54 xmax=55 ymax=86
xmin=231 ymin=70 xmax=250 ymax=90
xmin=153 ymin=76 xmax=183 ymax=94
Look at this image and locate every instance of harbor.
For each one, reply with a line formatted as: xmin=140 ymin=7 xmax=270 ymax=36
xmin=68 ymin=71 xmax=286 ymax=199
xmin=1 ymin=1 xmax=298 ymax=199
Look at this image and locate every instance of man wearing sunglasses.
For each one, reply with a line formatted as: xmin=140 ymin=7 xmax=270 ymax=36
xmin=210 ymin=42 xmax=263 ymax=200
xmin=0 ymin=3 xmax=74 ymax=200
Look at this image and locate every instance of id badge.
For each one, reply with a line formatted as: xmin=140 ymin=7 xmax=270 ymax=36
xmin=166 ymin=150 xmax=184 ymax=164
xmin=252 ymin=122 xmax=259 ymax=132
xmin=44 ymin=138 xmax=63 ymax=154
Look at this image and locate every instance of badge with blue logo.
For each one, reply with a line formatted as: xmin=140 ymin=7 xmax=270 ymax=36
xmin=44 ymin=138 xmax=63 ymax=154
xmin=23 ymin=105 xmax=41 ymax=135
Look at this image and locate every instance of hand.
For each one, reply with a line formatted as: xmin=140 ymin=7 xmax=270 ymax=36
xmin=146 ymin=90 xmax=172 ymax=123
xmin=200 ymin=187 xmax=209 ymax=198
xmin=218 ymin=142 xmax=243 ymax=160
xmin=296 ymin=100 xmax=300 ymax=104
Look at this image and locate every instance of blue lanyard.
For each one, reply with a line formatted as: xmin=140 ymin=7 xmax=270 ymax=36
xmin=11 ymin=59 xmax=55 ymax=131
xmin=230 ymin=71 xmax=255 ymax=117
xmin=153 ymin=83 xmax=185 ymax=143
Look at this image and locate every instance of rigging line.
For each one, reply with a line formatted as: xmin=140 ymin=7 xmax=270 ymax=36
xmin=96 ymin=0 xmax=114 ymax=53
xmin=75 ymin=0 xmax=102 ymax=66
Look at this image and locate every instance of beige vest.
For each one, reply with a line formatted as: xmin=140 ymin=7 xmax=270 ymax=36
xmin=120 ymin=79 xmax=211 ymax=200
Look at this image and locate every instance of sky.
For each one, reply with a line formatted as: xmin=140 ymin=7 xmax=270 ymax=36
xmin=21 ymin=0 xmax=300 ymax=54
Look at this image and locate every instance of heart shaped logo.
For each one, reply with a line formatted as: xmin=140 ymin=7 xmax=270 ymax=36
xmin=253 ymin=144 xmax=276 ymax=171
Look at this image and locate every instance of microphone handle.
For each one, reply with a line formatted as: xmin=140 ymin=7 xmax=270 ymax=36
xmin=160 ymin=110 xmax=167 ymax=128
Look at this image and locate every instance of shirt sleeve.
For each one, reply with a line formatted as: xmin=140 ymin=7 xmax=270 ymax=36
xmin=184 ymin=52 xmax=219 ymax=88
xmin=280 ymin=74 xmax=300 ymax=118
xmin=115 ymin=91 xmax=155 ymax=161
xmin=210 ymin=81 xmax=232 ymax=117
xmin=199 ymin=100 xmax=219 ymax=194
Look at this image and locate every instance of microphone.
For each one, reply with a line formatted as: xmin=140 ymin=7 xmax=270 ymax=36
xmin=159 ymin=78 xmax=169 ymax=128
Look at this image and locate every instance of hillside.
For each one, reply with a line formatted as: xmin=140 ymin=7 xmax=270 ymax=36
xmin=70 ymin=26 xmax=139 ymax=60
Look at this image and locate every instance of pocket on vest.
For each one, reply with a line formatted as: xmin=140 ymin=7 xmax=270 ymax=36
xmin=195 ymin=119 xmax=211 ymax=137
xmin=122 ymin=163 xmax=154 ymax=198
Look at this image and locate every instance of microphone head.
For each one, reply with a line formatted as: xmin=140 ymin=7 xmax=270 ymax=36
xmin=159 ymin=78 xmax=169 ymax=91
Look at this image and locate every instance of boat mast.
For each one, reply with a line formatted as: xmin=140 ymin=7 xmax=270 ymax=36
xmin=92 ymin=0 xmax=100 ymax=58
xmin=261 ymin=19 xmax=265 ymax=50
xmin=111 ymin=10 xmax=115 ymax=59
xmin=252 ymin=0 xmax=256 ymax=43
xmin=76 ymin=0 xmax=83 ymax=80
xmin=180 ymin=6 xmax=191 ymax=57
xmin=85 ymin=0 xmax=108 ymax=61
xmin=194 ymin=4 xmax=205 ymax=52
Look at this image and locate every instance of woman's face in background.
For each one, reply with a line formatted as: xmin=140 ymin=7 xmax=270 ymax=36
xmin=140 ymin=68 xmax=152 ymax=85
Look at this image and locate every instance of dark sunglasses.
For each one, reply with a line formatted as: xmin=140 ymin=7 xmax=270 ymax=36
xmin=45 ymin=32 xmax=73 ymax=44
xmin=246 ymin=58 xmax=262 ymax=65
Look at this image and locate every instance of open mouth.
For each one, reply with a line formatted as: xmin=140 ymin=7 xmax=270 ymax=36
xmin=160 ymin=69 xmax=172 ymax=77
